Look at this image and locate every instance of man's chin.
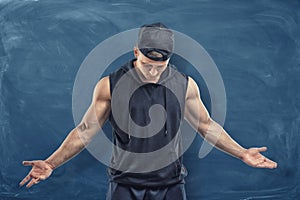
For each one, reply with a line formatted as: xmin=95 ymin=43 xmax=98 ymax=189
xmin=140 ymin=76 xmax=158 ymax=83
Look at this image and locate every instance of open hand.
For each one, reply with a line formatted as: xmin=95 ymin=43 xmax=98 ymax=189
xmin=241 ymin=147 xmax=277 ymax=169
xmin=19 ymin=160 xmax=54 ymax=188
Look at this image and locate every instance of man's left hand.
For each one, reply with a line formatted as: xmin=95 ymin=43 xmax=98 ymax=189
xmin=241 ymin=147 xmax=277 ymax=169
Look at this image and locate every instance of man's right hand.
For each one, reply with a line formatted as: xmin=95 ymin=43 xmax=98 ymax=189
xmin=19 ymin=160 xmax=54 ymax=188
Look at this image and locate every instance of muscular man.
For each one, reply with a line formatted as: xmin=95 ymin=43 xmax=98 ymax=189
xmin=20 ymin=23 xmax=277 ymax=200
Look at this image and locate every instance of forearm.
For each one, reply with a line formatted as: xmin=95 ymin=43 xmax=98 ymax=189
xmin=44 ymin=103 xmax=109 ymax=170
xmin=201 ymin=119 xmax=246 ymax=159
xmin=45 ymin=128 xmax=86 ymax=169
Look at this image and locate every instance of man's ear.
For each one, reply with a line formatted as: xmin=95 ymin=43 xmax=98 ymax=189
xmin=133 ymin=47 xmax=139 ymax=58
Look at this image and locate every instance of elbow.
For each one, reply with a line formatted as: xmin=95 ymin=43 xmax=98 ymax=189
xmin=77 ymin=122 xmax=88 ymax=133
xmin=198 ymin=117 xmax=213 ymax=137
xmin=75 ymin=122 xmax=91 ymax=145
xmin=75 ymin=120 xmax=100 ymax=145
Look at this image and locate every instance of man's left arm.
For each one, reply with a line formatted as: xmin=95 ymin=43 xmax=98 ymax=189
xmin=184 ymin=77 xmax=277 ymax=169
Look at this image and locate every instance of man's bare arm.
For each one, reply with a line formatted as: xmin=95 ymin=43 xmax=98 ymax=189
xmin=184 ymin=77 xmax=277 ymax=168
xmin=20 ymin=76 xmax=111 ymax=188
xmin=45 ymin=76 xmax=111 ymax=168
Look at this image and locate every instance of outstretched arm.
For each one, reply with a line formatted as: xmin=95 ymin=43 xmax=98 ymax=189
xmin=19 ymin=76 xmax=111 ymax=188
xmin=184 ymin=77 xmax=277 ymax=169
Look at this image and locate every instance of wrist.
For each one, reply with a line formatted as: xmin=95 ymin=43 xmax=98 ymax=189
xmin=45 ymin=160 xmax=56 ymax=170
xmin=237 ymin=148 xmax=247 ymax=160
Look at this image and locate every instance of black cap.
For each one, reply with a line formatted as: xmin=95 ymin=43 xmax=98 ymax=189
xmin=137 ymin=23 xmax=174 ymax=61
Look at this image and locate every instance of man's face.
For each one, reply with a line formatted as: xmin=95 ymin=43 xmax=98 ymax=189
xmin=134 ymin=47 xmax=169 ymax=83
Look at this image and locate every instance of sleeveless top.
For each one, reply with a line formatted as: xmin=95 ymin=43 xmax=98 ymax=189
xmin=108 ymin=59 xmax=188 ymax=187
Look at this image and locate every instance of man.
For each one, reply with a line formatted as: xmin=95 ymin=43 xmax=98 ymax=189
xmin=20 ymin=23 xmax=277 ymax=200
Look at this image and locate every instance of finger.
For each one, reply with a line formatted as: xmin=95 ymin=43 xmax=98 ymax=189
xmin=31 ymin=173 xmax=46 ymax=180
xmin=19 ymin=175 xmax=31 ymax=187
xmin=265 ymin=158 xmax=278 ymax=168
xmin=26 ymin=178 xmax=40 ymax=188
xmin=257 ymin=159 xmax=277 ymax=168
xmin=22 ymin=161 xmax=34 ymax=166
xmin=257 ymin=147 xmax=267 ymax=152
xmin=262 ymin=156 xmax=277 ymax=165
xmin=257 ymin=162 xmax=276 ymax=168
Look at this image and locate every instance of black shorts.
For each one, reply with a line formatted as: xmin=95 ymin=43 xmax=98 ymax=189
xmin=106 ymin=181 xmax=187 ymax=200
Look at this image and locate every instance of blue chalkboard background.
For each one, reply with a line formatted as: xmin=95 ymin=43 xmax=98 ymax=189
xmin=1 ymin=0 xmax=299 ymax=199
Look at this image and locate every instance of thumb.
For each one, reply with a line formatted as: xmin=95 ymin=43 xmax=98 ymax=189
xmin=257 ymin=147 xmax=267 ymax=152
xmin=22 ymin=161 xmax=35 ymax=166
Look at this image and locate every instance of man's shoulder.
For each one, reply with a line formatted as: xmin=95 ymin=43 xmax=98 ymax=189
xmin=94 ymin=76 xmax=111 ymax=100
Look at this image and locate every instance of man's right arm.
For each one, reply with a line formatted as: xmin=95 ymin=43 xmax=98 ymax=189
xmin=19 ymin=76 xmax=111 ymax=188
xmin=45 ymin=76 xmax=111 ymax=169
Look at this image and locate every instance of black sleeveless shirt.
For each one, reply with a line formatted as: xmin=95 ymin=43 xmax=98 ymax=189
xmin=108 ymin=59 xmax=188 ymax=187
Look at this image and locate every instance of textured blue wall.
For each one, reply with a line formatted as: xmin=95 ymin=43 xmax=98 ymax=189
xmin=0 ymin=0 xmax=299 ymax=199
